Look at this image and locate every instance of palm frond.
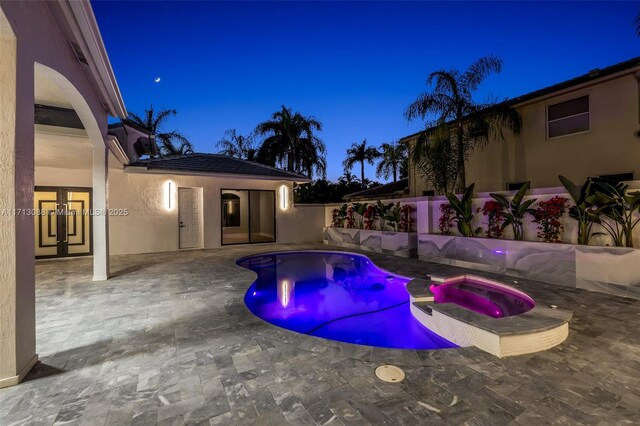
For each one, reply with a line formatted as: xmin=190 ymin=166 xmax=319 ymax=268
xmin=461 ymin=55 xmax=503 ymax=92
xmin=405 ymin=92 xmax=456 ymax=121
xmin=126 ymin=112 xmax=145 ymax=126
xmin=152 ymin=109 xmax=177 ymax=131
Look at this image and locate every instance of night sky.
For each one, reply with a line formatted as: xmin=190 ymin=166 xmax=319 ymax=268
xmin=92 ymin=1 xmax=639 ymax=181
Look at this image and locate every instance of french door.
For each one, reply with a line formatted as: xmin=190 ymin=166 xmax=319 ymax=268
xmin=221 ymin=189 xmax=275 ymax=245
xmin=34 ymin=187 xmax=92 ymax=259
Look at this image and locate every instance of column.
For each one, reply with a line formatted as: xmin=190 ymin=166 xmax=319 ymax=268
xmin=0 ymin=21 xmax=38 ymax=388
xmin=92 ymin=145 xmax=110 ymax=281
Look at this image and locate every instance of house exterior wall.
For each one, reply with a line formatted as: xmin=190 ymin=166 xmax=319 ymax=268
xmin=408 ymin=72 xmax=640 ymax=195
xmin=35 ymin=164 xmax=326 ymax=255
xmin=1 ymin=0 xmax=116 ymax=387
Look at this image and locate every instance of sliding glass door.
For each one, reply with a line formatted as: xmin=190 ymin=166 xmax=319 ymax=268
xmin=221 ymin=189 xmax=275 ymax=245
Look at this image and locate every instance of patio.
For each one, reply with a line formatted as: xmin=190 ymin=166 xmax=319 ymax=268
xmin=0 ymin=244 xmax=639 ymax=425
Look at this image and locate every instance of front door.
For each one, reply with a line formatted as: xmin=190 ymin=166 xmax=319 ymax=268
xmin=178 ymin=187 xmax=203 ymax=249
xmin=34 ymin=187 xmax=92 ymax=258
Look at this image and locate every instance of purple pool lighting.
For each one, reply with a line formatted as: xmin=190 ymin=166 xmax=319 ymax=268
xmin=238 ymin=251 xmax=456 ymax=350
xmin=430 ymin=276 xmax=535 ymax=318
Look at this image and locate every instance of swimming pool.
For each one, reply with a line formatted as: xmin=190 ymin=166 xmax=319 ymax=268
xmin=238 ymin=251 xmax=456 ymax=350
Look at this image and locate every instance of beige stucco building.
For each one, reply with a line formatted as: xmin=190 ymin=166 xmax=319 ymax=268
xmin=0 ymin=0 xmax=321 ymax=388
xmin=403 ymin=57 xmax=640 ymax=195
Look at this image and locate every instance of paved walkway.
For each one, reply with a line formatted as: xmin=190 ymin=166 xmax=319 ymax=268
xmin=1 ymin=244 xmax=639 ymax=425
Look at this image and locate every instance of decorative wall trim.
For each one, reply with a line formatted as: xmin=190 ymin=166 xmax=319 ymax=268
xmin=418 ymin=234 xmax=640 ymax=300
xmin=323 ymin=227 xmax=417 ymax=258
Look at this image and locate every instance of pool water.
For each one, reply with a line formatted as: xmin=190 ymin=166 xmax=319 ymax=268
xmin=238 ymin=251 xmax=456 ymax=350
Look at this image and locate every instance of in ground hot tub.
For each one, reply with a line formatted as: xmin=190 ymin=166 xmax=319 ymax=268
xmin=407 ymin=274 xmax=572 ymax=357
xmin=429 ymin=275 xmax=535 ymax=318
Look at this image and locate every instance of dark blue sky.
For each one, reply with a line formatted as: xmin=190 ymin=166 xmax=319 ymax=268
xmin=93 ymin=1 xmax=639 ymax=181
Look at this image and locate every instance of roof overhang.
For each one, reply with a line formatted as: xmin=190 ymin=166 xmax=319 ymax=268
xmin=123 ymin=166 xmax=312 ymax=184
xmin=510 ymin=65 xmax=640 ymax=108
xmin=52 ymin=0 xmax=127 ymax=118
xmin=106 ymin=134 xmax=130 ymax=166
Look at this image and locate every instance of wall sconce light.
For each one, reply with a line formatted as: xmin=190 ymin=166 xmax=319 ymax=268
xmin=164 ymin=181 xmax=175 ymax=211
xmin=279 ymin=184 xmax=289 ymax=211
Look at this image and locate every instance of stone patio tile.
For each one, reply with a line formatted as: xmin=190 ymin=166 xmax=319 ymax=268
xmin=0 ymin=244 xmax=638 ymax=425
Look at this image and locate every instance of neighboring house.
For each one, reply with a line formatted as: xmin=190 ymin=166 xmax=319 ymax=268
xmin=344 ymin=179 xmax=409 ymax=201
xmin=0 ymin=0 xmax=321 ymax=388
xmin=401 ymin=56 xmax=640 ymax=195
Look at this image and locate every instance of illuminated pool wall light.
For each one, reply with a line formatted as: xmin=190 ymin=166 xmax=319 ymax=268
xmin=164 ymin=181 xmax=175 ymax=211
xmin=279 ymin=184 xmax=290 ymax=211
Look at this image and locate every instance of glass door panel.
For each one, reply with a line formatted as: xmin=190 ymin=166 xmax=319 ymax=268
xmin=222 ymin=190 xmax=249 ymax=244
xmin=249 ymin=191 xmax=275 ymax=243
xmin=34 ymin=190 xmax=59 ymax=257
xmin=66 ymin=190 xmax=91 ymax=255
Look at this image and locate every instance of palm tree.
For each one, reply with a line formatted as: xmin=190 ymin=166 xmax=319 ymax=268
xmin=342 ymin=139 xmax=380 ymax=185
xmin=255 ymin=105 xmax=326 ymax=178
xmin=217 ymin=129 xmax=255 ymax=159
xmin=376 ymin=141 xmax=408 ymax=182
xmin=127 ymin=105 xmax=193 ymax=156
xmin=405 ymin=55 xmax=521 ymax=192
xmin=411 ymin=129 xmax=457 ymax=194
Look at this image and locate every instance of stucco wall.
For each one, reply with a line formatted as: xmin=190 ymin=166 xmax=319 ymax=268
xmin=409 ymin=73 xmax=640 ymax=195
xmin=35 ymin=164 xmax=325 ymax=255
xmin=1 ymin=0 xmax=114 ymax=385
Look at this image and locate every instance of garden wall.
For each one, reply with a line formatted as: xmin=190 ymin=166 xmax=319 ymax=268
xmin=322 ymin=184 xmax=640 ymax=300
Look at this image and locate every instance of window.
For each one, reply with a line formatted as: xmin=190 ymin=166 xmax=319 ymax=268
xmin=506 ymin=182 xmax=528 ymax=191
xmin=547 ymin=95 xmax=589 ymax=138
xmin=597 ymin=172 xmax=634 ymax=183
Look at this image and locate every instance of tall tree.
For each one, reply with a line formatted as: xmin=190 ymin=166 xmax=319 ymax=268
xmin=376 ymin=141 xmax=408 ymax=182
xmin=127 ymin=105 xmax=193 ymax=156
xmin=405 ymin=55 xmax=521 ymax=192
xmin=217 ymin=129 xmax=255 ymax=159
xmin=255 ymin=105 xmax=327 ymax=178
xmin=342 ymin=139 xmax=380 ymax=185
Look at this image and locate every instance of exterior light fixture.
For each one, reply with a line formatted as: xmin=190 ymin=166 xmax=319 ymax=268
xmin=279 ymin=185 xmax=289 ymax=211
xmin=164 ymin=181 xmax=174 ymax=211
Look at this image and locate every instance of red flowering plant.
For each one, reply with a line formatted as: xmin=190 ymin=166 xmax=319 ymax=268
xmin=363 ymin=205 xmax=377 ymax=230
xmin=438 ymin=203 xmax=455 ymax=235
xmin=533 ymin=196 xmax=569 ymax=243
xmin=346 ymin=206 xmax=356 ymax=229
xmin=399 ymin=204 xmax=416 ymax=232
xmin=479 ymin=200 xmax=505 ymax=239
xmin=331 ymin=204 xmax=348 ymax=227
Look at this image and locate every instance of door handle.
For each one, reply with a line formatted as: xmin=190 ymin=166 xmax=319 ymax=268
xmin=59 ymin=203 xmax=68 ymax=243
